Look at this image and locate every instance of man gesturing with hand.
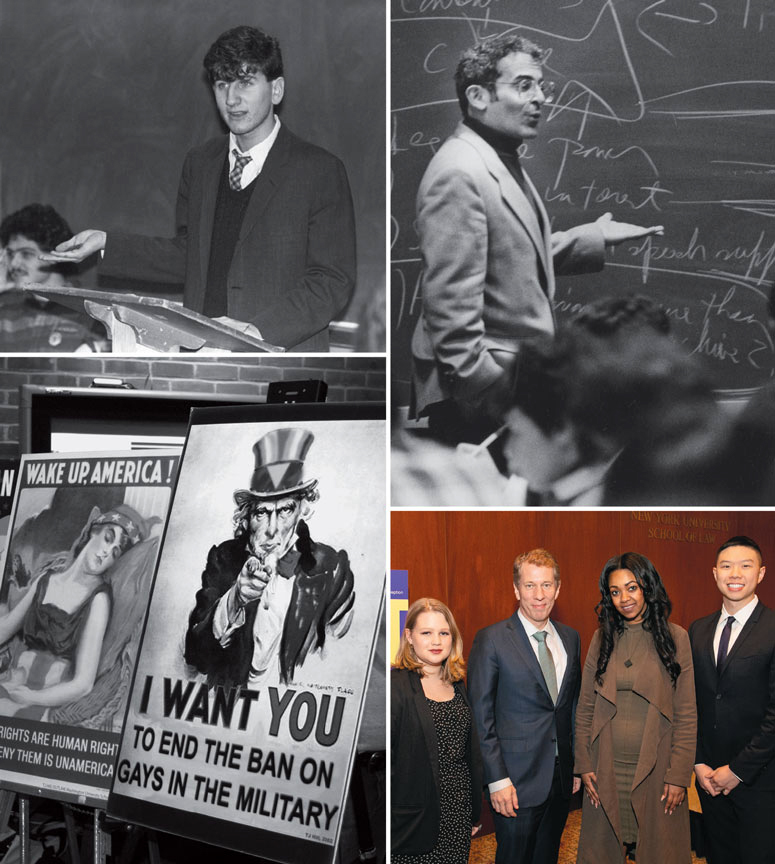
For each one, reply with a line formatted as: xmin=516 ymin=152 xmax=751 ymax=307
xmin=184 ymin=427 xmax=354 ymax=687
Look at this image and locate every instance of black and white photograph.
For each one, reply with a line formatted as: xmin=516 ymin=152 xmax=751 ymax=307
xmin=108 ymin=403 xmax=386 ymax=864
xmin=0 ymin=0 xmax=386 ymax=353
xmin=0 ymin=450 xmax=178 ymax=806
xmin=391 ymin=1 xmax=775 ymax=507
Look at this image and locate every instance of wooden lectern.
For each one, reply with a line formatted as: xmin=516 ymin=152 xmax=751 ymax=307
xmin=24 ymin=285 xmax=283 ymax=353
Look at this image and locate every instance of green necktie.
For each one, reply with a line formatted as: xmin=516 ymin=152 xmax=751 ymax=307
xmin=533 ymin=630 xmax=558 ymax=703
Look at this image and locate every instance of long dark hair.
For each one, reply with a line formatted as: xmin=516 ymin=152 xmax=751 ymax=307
xmin=594 ymin=552 xmax=680 ymax=686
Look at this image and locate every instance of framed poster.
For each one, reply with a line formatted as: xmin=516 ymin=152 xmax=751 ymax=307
xmin=0 ymin=450 xmax=179 ymax=806
xmin=108 ymin=402 xmax=386 ymax=863
xmin=0 ymin=459 xmax=20 ymax=557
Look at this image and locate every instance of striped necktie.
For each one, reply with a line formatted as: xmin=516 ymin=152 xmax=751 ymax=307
xmin=229 ymin=150 xmax=252 ymax=191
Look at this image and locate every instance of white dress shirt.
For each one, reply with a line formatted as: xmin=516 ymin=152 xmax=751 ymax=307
xmin=712 ymin=594 xmax=758 ymax=661
xmin=697 ymin=595 xmax=759 ymax=781
xmin=228 ymin=116 xmax=282 ymax=190
xmin=489 ymin=610 xmax=567 ymax=793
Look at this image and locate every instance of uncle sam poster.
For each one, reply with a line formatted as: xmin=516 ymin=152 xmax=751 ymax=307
xmin=108 ymin=402 xmax=385 ymax=864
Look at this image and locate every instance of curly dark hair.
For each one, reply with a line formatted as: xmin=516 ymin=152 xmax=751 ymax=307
xmin=0 ymin=204 xmax=72 ymax=252
xmin=203 ymin=25 xmax=283 ymax=85
xmin=571 ymin=294 xmax=671 ymax=338
xmin=454 ymin=33 xmax=546 ymax=116
xmin=594 ymin=552 xmax=681 ymax=687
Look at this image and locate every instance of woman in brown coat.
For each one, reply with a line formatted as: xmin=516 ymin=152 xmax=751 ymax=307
xmin=574 ymin=552 xmax=696 ymax=864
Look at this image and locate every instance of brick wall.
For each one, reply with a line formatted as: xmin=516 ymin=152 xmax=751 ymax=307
xmin=0 ymin=355 xmax=385 ymax=456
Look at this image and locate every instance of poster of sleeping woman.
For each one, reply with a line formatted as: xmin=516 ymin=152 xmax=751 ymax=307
xmin=0 ymin=449 xmax=179 ymax=807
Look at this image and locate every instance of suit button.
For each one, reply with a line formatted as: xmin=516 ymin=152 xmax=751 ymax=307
xmin=716 ymin=694 xmax=722 ymax=700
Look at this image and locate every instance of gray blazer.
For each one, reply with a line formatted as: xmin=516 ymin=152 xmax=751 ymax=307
xmin=411 ymin=122 xmax=605 ymax=415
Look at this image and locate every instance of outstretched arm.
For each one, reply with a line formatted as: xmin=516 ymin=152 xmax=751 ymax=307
xmin=45 ymin=150 xmax=194 ymax=283
xmin=594 ymin=211 xmax=663 ymax=246
xmin=40 ymin=230 xmax=107 ymax=263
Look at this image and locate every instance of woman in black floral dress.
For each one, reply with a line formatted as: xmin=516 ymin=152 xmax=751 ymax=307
xmin=391 ymin=597 xmax=483 ymax=863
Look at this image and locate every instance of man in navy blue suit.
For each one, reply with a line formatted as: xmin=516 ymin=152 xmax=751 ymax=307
xmin=689 ymin=535 xmax=775 ymax=864
xmin=468 ymin=548 xmax=581 ymax=863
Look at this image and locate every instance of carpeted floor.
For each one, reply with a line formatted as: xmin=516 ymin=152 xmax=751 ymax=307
xmin=468 ymin=808 xmax=707 ymax=863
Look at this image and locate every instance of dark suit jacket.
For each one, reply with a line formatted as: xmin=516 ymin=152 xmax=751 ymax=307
xmin=467 ymin=610 xmax=581 ymax=807
xmin=689 ymin=601 xmax=775 ymax=789
xmin=184 ymin=531 xmax=354 ymax=687
xmin=391 ymin=667 xmax=483 ymax=855
xmin=101 ymin=124 xmax=356 ymax=351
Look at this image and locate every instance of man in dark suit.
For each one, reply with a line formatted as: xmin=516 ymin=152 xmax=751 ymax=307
xmin=410 ymin=33 xmax=663 ymax=444
xmin=467 ymin=548 xmax=581 ymax=863
xmin=45 ymin=26 xmax=355 ymax=352
xmin=184 ymin=427 xmax=354 ymax=688
xmin=689 ymin=535 xmax=775 ymax=864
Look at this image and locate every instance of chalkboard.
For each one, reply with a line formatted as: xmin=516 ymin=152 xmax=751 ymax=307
xmin=391 ymin=0 xmax=775 ymax=402
xmin=0 ymin=0 xmax=385 ymax=340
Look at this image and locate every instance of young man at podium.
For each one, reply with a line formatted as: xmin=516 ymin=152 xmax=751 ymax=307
xmin=44 ymin=26 xmax=355 ymax=353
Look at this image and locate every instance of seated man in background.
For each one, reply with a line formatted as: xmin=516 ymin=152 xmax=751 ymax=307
xmin=499 ymin=294 xmax=745 ymax=505
xmin=0 ymin=204 xmax=106 ymax=352
xmin=43 ymin=25 xmax=355 ymax=352
xmin=497 ymin=295 xmax=669 ymax=505
xmin=500 ymin=335 xmax=620 ymax=506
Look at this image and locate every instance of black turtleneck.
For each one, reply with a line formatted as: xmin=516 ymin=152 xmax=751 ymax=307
xmin=463 ymin=116 xmax=539 ymax=216
xmin=464 ymin=115 xmax=522 ymax=155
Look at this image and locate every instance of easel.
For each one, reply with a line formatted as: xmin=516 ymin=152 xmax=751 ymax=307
xmin=62 ymin=804 xmax=162 ymax=864
xmin=0 ymin=791 xmax=160 ymax=864
xmin=347 ymin=751 xmax=385 ymax=864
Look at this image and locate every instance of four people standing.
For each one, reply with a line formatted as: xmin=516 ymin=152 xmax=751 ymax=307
xmin=393 ymin=538 xmax=775 ymax=863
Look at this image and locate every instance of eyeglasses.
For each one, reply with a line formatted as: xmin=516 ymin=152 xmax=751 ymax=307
xmin=498 ymin=77 xmax=555 ymax=103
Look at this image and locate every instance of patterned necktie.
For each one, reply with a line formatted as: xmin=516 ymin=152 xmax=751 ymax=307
xmin=716 ymin=615 xmax=735 ymax=668
xmin=532 ymin=630 xmax=558 ymax=703
xmin=229 ymin=149 xmax=252 ymax=191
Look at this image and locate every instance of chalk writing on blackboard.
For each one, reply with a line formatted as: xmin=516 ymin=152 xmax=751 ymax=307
xmin=391 ymin=0 xmax=775 ymax=399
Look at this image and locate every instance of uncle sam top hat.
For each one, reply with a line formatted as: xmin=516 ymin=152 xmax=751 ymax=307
xmin=233 ymin=427 xmax=318 ymax=504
